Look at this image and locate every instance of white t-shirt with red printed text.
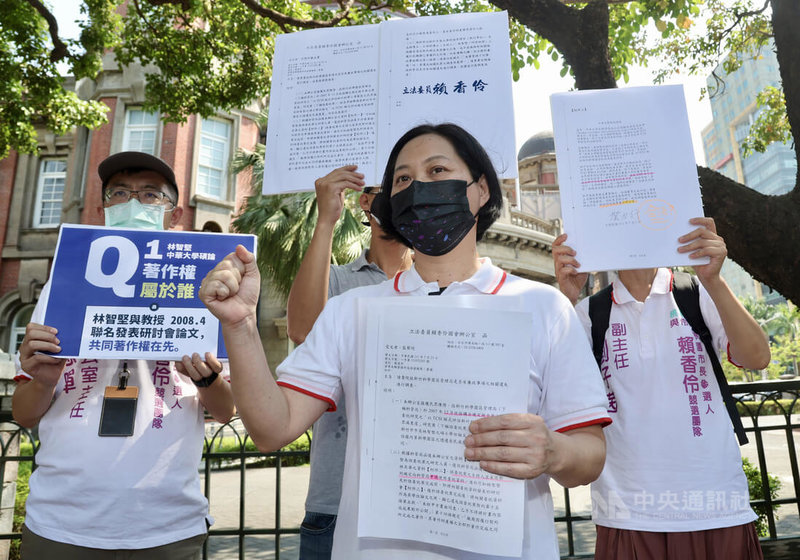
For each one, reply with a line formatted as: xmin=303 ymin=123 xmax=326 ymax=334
xmin=575 ymin=268 xmax=756 ymax=532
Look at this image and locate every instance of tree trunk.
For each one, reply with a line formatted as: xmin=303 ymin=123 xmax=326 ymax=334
xmin=493 ymin=0 xmax=800 ymax=302
xmin=697 ymin=166 xmax=800 ymax=303
xmin=493 ymin=0 xmax=617 ymax=89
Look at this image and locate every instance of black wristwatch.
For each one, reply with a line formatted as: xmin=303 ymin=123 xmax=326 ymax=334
xmin=192 ymin=370 xmax=219 ymax=388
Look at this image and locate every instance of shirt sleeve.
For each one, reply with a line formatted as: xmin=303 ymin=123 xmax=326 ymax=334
xmin=275 ymin=295 xmax=347 ymax=411
xmin=538 ymin=292 xmax=611 ymax=433
xmin=574 ymin=297 xmax=592 ymax=342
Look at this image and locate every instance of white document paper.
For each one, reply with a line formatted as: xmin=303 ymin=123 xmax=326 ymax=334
xmin=264 ymin=11 xmax=517 ymax=194
xmin=357 ymin=296 xmax=531 ymax=557
xmin=550 ymin=85 xmax=709 ymax=272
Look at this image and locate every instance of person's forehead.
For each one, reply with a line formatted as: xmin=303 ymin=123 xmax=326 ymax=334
xmin=106 ymin=170 xmax=171 ymax=191
xmin=395 ymin=134 xmax=457 ymax=172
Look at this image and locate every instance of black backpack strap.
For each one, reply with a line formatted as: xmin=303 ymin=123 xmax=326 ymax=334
xmin=672 ymin=271 xmax=748 ymax=445
xmin=588 ymin=284 xmax=614 ymax=368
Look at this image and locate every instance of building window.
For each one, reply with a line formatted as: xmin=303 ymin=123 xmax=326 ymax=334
xmin=33 ymin=159 xmax=66 ymax=228
xmin=197 ymin=118 xmax=231 ymax=199
xmin=539 ymin=172 xmax=556 ymax=185
xmin=122 ymin=108 xmax=160 ymax=154
xmin=9 ymin=305 xmax=34 ymax=354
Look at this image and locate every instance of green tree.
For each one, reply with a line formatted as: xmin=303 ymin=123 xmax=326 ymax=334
xmin=730 ymin=299 xmax=800 ymax=379
xmin=769 ymin=332 xmax=800 ymax=377
xmin=0 ymin=0 xmax=119 ymax=158
xmin=769 ymin=303 xmax=800 ymax=375
xmin=742 ymin=457 xmax=781 ymax=537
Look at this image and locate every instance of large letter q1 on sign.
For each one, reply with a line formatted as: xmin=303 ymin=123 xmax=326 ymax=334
xmin=84 ymin=235 xmax=139 ymax=298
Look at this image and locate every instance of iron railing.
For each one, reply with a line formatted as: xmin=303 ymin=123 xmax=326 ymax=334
xmin=0 ymin=379 xmax=797 ymax=559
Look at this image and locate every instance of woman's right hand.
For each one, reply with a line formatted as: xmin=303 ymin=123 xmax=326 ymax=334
xmin=552 ymin=233 xmax=588 ymax=305
xmin=200 ymin=245 xmax=261 ymax=328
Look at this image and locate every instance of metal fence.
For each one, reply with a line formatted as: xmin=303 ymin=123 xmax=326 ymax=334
xmin=0 ymin=379 xmax=798 ymax=560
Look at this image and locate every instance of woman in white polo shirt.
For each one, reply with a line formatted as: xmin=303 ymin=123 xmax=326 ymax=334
xmin=199 ymin=123 xmax=611 ymax=559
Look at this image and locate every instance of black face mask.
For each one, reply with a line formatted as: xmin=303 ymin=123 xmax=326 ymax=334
xmin=390 ymin=179 xmax=476 ymax=256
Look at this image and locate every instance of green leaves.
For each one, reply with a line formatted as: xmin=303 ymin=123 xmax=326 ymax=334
xmin=740 ymin=86 xmax=791 ymax=156
xmin=647 ymin=0 xmax=772 ymax=84
xmin=0 ymin=0 xmax=119 ymax=158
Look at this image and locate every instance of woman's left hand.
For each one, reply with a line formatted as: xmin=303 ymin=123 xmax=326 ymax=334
xmin=464 ymin=413 xmax=556 ymax=480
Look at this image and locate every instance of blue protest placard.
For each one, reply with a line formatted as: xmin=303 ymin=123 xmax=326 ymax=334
xmin=42 ymin=224 xmax=256 ymax=360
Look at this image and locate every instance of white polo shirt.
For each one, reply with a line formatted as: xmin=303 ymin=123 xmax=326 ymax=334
xmin=575 ymin=268 xmax=756 ymax=531
xmin=277 ymin=258 xmax=611 ymax=560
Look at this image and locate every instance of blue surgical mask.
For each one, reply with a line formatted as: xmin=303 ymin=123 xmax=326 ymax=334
xmin=104 ymin=199 xmax=166 ymax=230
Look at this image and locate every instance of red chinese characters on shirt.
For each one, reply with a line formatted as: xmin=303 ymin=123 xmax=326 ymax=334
xmin=603 ymin=322 xmax=629 ymax=414
xmin=68 ymin=359 xmax=99 ymax=419
xmin=151 ymin=361 xmax=171 ymax=429
xmin=679 ymin=331 xmax=714 ymax=437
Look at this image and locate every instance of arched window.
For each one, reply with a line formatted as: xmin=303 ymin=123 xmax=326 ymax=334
xmin=201 ymin=221 xmax=223 ymax=233
xmin=9 ymin=305 xmax=34 ymax=354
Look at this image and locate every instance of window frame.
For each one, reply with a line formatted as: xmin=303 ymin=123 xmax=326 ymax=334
xmin=9 ymin=304 xmax=34 ymax=354
xmin=32 ymin=158 xmax=68 ymax=229
xmin=196 ymin=117 xmax=233 ymax=200
xmin=121 ymin=107 xmax=161 ymax=155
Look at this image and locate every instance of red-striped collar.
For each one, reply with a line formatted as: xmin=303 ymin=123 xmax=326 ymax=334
xmin=611 ymin=267 xmax=672 ymax=305
xmin=393 ymin=258 xmax=508 ymax=295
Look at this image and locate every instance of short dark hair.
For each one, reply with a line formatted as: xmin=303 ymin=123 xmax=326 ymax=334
xmin=375 ymin=123 xmax=503 ymax=247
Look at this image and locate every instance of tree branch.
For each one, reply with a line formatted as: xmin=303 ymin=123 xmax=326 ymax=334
xmin=490 ymin=0 xmax=577 ymax=43
xmin=561 ymin=0 xmax=632 ymax=3
xmin=491 ymin=0 xmax=615 ymax=89
xmin=716 ymin=0 xmax=772 ymax=45
xmin=237 ymin=0 xmax=356 ymax=29
xmin=25 ymin=0 xmax=69 ymax=63
xmin=147 ymin=0 xmax=191 ymax=8
xmin=133 ymin=0 xmax=162 ymax=43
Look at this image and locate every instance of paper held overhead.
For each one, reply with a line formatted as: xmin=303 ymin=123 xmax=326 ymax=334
xmin=550 ymin=85 xmax=709 ymax=272
xmin=263 ymin=11 xmax=518 ymax=194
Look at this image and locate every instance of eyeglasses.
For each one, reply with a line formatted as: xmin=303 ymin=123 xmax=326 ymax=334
xmin=104 ymin=187 xmax=176 ymax=210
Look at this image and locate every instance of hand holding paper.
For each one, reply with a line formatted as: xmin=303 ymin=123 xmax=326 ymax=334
xmin=17 ymin=323 xmax=66 ymax=388
xmin=677 ymin=217 xmax=727 ymax=287
xmin=464 ymin=412 xmax=556 ymax=480
xmin=552 ymin=233 xmax=589 ymax=305
xmin=314 ymin=165 xmax=366 ymax=228
xmin=464 ymin=413 xmax=606 ymax=487
xmin=550 ymin=85 xmax=709 ymax=272
xmin=175 ymin=351 xmax=223 ymax=384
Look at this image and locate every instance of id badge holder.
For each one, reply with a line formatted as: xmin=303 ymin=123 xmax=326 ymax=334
xmin=99 ymin=364 xmax=138 ymax=437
